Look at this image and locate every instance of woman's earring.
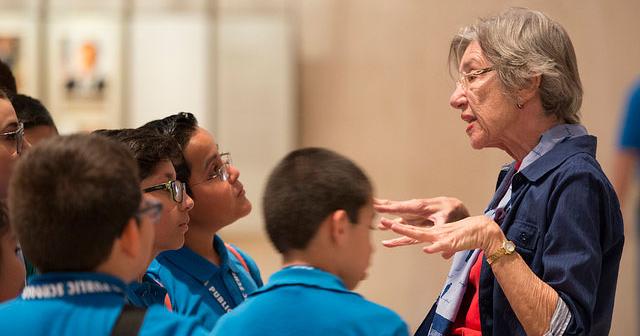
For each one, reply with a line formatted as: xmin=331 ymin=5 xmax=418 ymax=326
xmin=516 ymin=101 xmax=524 ymax=109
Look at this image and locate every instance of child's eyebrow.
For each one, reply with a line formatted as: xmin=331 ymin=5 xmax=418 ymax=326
xmin=0 ymin=121 xmax=18 ymax=133
xmin=203 ymin=153 xmax=219 ymax=171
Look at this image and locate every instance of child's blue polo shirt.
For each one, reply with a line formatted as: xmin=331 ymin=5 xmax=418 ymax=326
xmin=0 ymin=272 xmax=207 ymax=335
xmin=147 ymin=235 xmax=263 ymax=330
xmin=210 ymin=266 xmax=409 ymax=336
xmin=126 ymin=273 xmax=169 ymax=308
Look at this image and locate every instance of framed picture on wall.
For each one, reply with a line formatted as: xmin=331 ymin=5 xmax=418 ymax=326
xmin=0 ymin=12 xmax=38 ymax=95
xmin=47 ymin=14 xmax=123 ymax=133
xmin=60 ymin=37 xmax=108 ymax=103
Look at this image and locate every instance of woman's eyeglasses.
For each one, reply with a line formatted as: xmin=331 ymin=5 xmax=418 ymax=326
xmin=457 ymin=67 xmax=494 ymax=90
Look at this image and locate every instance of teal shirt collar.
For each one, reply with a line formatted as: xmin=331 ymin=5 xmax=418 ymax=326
xmin=254 ymin=266 xmax=356 ymax=297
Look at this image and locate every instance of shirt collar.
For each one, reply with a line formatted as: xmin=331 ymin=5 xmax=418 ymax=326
xmin=253 ymin=266 xmax=356 ymax=297
xmin=125 ymin=274 xmax=167 ymax=307
xmin=519 ymin=133 xmax=597 ymax=183
xmin=157 ymin=235 xmax=233 ymax=283
xmin=22 ymin=272 xmax=127 ymax=300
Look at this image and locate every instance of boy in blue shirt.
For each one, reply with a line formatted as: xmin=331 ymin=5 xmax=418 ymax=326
xmin=0 ymin=134 xmax=206 ymax=335
xmin=96 ymin=128 xmax=195 ymax=308
xmin=212 ymin=147 xmax=409 ymax=336
xmin=142 ymin=112 xmax=262 ymax=330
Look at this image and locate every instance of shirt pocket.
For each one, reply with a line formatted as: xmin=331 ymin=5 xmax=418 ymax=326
xmin=505 ymin=219 xmax=539 ymax=260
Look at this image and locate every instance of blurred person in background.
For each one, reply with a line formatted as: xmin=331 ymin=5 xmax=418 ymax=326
xmin=612 ymin=77 xmax=640 ymax=331
xmin=376 ymin=8 xmax=623 ymax=336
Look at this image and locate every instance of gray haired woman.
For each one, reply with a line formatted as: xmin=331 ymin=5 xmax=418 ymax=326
xmin=376 ymin=8 xmax=623 ymax=336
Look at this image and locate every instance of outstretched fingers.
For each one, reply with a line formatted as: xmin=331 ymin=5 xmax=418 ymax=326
xmin=381 ymin=218 xmax=432 ymax=241
xmin=381 ymin=236 xmax=421 ymax=247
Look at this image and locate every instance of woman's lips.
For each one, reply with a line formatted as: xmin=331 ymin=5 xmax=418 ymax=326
xmin=466 ymin=122 xmax=474 ymax=134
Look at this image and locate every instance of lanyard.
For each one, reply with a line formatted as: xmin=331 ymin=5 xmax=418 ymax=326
xmin=22 ymin=279 xmax=123 ymax=300
xmin=203 ymin=270 xmax=247 ymax=313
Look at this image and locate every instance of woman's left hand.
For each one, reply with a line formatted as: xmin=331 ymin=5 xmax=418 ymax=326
xmin=380 ymin=215 xmax=504 ymax=259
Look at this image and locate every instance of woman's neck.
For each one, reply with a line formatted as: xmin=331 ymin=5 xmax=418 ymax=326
xmin=501 ymin=113 xmax=562 ymax=162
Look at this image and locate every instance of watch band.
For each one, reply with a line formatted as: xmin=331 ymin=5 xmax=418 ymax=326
xmin=486 ymin=240 xmax=516 ymax=265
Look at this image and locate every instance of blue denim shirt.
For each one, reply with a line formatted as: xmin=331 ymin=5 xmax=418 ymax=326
xmin=418 ymin=135 xmax=624 ymax=335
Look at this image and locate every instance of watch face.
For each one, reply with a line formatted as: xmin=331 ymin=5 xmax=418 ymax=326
xmin=505 ymin=240 xmax=516 ymax=253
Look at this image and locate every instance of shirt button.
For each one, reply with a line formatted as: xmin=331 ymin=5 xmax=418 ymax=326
xmin=520 ymin=232 xmax=528 ymax=241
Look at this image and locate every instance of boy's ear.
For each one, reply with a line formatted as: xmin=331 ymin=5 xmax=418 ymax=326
xmin=118 ymin=218 xmax=142 ymax=259
xmin=328 ymin=210 xmax=350 ymax=246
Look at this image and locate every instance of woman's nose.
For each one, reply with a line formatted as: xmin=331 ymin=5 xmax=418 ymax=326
xmin=449 ymin=84 xmax=468 ymax=110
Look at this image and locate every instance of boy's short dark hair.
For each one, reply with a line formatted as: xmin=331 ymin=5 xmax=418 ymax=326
xmin=94 ymin=128 xmax=182 ymax=180
xmin=8 ymin=134 xmax=141 ymax=273
xmin=263 ymin=147 xmax=373 ymax=254
xmin=0 ymin=60 xmax=16 ymax=96
xmin=11 ymin=94 xmax=58 ymax=131
xmin=140 ymin=112 xmax=199 ymax=194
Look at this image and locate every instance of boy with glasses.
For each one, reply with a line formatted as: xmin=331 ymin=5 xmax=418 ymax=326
xmin=0 ymin=134 xmax=206 ymax=335
xmin=141 ymin=113 xmax=262 ymax=330
xmin=11 ymin=94 xmax=58 ymax=145
xmin=0 ymin=89 xmax=29 ymax=200
xmin=95 ymin=128 xmax=195 ymax=308
xmin=211 ymin=148 xmax=408 ymax=336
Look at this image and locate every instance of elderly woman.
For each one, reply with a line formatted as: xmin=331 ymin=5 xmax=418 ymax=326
xmin=376 ymin=8 xmax=623 ymax=336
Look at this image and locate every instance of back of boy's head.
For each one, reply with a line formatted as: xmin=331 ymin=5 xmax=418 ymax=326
xmin=263 ymin=147 xmax=373 ymax=254
xmin=140 ymin=112 xmax=199 ymax=193
xmin=8 ymin=134 xmax=141 ymax=273
xmin=94 ymin=128 xmax=182 ymax=180
xmin=0 ymin=60 xmax=16 ymax=96
xmin=11 ymin=94 xmax=58 ymax=131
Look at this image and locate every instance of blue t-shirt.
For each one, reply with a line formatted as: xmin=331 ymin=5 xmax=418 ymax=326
xmin=147 ymin=235 xmax=263 ymax=330
xmin=211 ymin=266 xmax=409 ymax=336
xmin=619 ymin=79 xmax=640 ymax=152
xmin=0 ymin=272 xmax=206 ymax=336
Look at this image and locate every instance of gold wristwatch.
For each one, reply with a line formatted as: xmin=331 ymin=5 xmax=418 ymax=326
xmin=486 ymin=240 xmax=516 ymax=265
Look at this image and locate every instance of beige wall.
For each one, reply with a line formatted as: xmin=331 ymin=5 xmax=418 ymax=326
xmin=223 ymin=0 xmax=640 ymax=334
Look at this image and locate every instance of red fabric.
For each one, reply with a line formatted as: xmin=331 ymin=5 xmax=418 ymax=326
xmin=225 ymin=242 xmax=250 ymax=272
xmin=451 ymin=252 xmax=483 ymax=336
xmin=164 ymin=293 xmax=173 ymax=311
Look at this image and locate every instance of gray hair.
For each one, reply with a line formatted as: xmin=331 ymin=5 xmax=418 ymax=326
xmin=449 ymin=7 xmax=582 ymax=124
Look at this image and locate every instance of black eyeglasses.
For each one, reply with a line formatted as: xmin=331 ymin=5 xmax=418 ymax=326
xmin=0 ymin=122 xmax=24 ymax=155
xmin=135 ymin=198 xmax=163 ymax=225
xmin=143 ymin=180 xmax=186 ymax=203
